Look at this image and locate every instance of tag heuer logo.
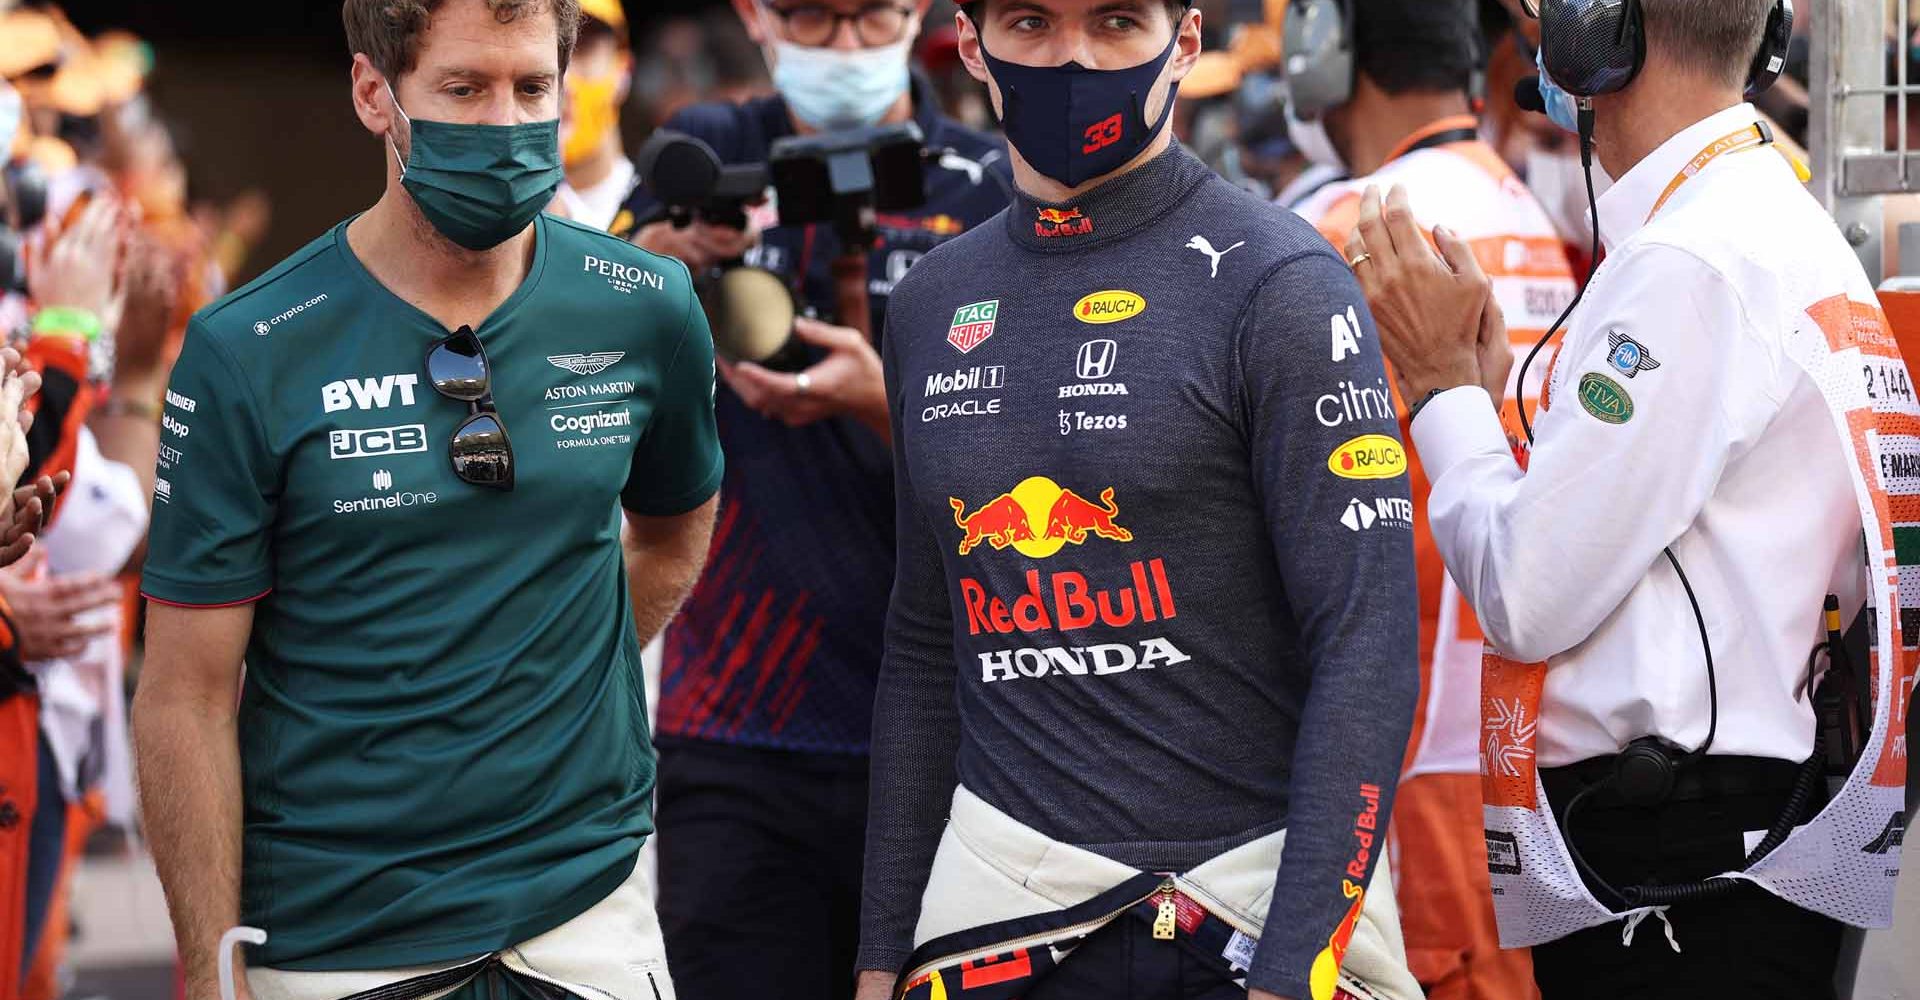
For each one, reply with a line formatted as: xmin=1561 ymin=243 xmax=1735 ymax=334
xmin=548 ymin=352 xmax=626 ymax=376
xmin=948 ymin=300 xmax=1000 ymax=354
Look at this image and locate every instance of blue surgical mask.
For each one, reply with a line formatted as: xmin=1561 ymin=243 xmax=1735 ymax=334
xmin=0 ymin=82 xmax=19 ymax=159
xmin=770 ymin=36 xmax=913 ymax=130
xmin=977 ymin=26 xmax=1181 ymax=189
xmin=1534 ymin=46 xmax=1582 ymax=135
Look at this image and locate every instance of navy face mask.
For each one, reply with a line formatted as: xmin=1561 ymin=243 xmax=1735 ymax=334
xmin=976 ymin=25 xmax=1181 ymax=189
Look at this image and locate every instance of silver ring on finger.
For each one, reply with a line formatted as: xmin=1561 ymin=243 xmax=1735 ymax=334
xmin=795 ymin=372 xmax=812 ymax=395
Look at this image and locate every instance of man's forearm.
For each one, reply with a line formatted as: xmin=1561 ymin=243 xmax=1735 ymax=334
xmin=624 ymin=525 xmax=712 ymax=645
xmin=133 ymin=685 xmax=244 ymax=995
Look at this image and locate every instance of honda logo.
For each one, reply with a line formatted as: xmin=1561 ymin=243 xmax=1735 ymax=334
xmin=1076 ymin=339 xmax=1118 ymax=381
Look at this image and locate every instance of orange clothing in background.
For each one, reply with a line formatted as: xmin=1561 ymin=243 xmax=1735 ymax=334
xmin=1294 ymin=116 xmax=1577 ymax=1000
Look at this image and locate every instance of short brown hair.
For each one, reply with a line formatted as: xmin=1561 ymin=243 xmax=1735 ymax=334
xmin=343 ymin=0 xmax=582 ymax=81
xmin=1640 ymin=0 xmax=1771 ymax=89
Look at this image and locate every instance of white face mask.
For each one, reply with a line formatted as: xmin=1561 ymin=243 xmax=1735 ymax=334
xmin=768 ymin=34 xmax=914 ymax=130
xmin=1285 ymin=105 xmax=1345 ymax=172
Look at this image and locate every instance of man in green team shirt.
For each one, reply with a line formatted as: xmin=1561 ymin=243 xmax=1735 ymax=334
xmin=129 ymin=2 xmax=722 ymax=999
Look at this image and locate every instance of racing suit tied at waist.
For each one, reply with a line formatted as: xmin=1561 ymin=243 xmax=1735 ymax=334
xmin=911 ymin=785 xmax=1421 ymax=999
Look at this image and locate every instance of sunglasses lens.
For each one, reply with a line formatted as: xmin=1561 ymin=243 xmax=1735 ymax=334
xmin=1521 ymin=0 xmax=1539 ymax=17
xmin=429 ymin=330 xmax=490 ymax=401
xmin=450 ymin=413 xmax=513 ymax=488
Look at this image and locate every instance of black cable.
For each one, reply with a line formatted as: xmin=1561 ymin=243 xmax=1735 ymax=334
xmin=1664 ymin=548 xmax=1717 ymax=759
xmin=1516 ymin=103 xmax=1599 ymax=446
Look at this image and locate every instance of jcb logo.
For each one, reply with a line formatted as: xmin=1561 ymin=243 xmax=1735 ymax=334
xmin=330 ymin=424 xmax=429 ymax=460
xmin=1082 ymin=114 xmax=1123 ymax=155
xmin=322 ymin=374 xmax=421 ymax=413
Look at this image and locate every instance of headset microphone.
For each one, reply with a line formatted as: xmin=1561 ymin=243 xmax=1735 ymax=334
xmin=1515 ymin=77 xmax=1545 ymax=114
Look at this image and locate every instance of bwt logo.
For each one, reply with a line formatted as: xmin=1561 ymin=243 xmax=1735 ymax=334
xmin=330 ymin=424 xmax=428 ymax=460
xmin=322 ymin=374 xmax=420 ymax=413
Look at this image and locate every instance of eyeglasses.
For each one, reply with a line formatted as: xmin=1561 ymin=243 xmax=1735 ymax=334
xmin=1518 ymin=0 xmax=1540 ymax=17
xmin=425 ymin=326 xmax=516 ymax=491
xmin=762 ymin=2 xmax=915 ymax=48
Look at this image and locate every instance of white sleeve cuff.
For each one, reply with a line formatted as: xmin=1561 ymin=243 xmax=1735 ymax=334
xmin=1410 ymin=385 xmax=1510 ymax=483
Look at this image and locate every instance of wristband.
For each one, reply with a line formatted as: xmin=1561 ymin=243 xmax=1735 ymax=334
xmin=1406 ymin=386 xmax=1450 ymax=423
xmin=31 ymin=306 xmax=102 ymax=343
xmin=97 ymin=397 xmax=162 ymax=420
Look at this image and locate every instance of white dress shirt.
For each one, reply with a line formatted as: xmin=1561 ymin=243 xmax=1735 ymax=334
xmin=1411 ymin=103 xmax=1869 ymax=766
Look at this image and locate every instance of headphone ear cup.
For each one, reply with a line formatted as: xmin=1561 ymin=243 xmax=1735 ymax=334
xmin=1746 ymin=0 xmax=1794 ymax=97
xmin=1539 ymin=0 xmax=1645 ymax=98
xmin=1282 ymin=0 xmax=1355 ymax=119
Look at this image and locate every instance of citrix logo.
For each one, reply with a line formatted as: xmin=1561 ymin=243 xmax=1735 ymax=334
xmin=322 ymin=374 xmax=420 ymax=413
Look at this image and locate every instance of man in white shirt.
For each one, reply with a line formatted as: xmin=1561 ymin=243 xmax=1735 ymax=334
xmin=1344 ymin=1 xmax=1913 ymax=998
xmin=553 ymin=0 xmax=635 ymax=231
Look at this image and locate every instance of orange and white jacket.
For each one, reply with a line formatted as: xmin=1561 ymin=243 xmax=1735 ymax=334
xmin=1293 ymin=117 xmax=1579 ymax=779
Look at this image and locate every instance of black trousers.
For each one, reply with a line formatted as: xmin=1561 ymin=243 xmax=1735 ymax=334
xmin=1019 ymin=918 xmax=1248 ymax=1000
xmin=654 ymin=739 xmax=869 ymax=1000
xmin=1529 ymin=757 xmax=1842 ymax=1000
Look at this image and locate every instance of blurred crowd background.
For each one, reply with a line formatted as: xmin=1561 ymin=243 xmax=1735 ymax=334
xmin=0 ymin=0 xmax=1917 ymax=998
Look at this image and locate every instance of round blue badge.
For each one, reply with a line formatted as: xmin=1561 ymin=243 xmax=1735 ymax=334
xmin=1610 ymin=341 xmax=1641 ymax=374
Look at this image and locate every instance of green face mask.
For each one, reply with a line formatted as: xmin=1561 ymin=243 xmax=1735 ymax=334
xmin=387 ymin=85 xmax=563 ymax=251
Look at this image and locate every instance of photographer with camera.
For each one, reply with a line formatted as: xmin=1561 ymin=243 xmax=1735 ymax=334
xmin=621 ymin=3 xmax=1006 ymax=999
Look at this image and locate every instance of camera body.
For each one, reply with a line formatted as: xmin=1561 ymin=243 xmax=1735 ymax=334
xmin=636 ymin=123 xmax=933 ymax=369
xmin=768 ymin=122 xmax=926 ymax=250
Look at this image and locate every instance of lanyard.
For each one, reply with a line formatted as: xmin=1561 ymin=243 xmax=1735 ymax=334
xmin=1645 ymin=120 xmax=1777 ymax=223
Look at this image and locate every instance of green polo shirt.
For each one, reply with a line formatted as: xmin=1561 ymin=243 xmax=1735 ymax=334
xmin=141 ymin=214 xmax=723 ymax=969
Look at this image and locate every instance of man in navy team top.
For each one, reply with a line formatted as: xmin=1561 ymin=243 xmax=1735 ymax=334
xmin=857 ymin=2 xmax=1423 ymax=999
xmin=620 ymin=2 xmax=1007 ymax=999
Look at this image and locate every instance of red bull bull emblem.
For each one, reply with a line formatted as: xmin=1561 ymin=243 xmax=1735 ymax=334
xmin=1035 ymin=205 xmax=1095 ymax=239
xmin=950 ymin=476 xmax=1133 ymax=557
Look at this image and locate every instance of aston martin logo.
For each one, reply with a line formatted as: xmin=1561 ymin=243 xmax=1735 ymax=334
xmin=547 ymin=352 xmax=626 ymax=376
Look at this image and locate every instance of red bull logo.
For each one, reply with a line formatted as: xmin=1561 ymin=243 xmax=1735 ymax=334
xmin=962 ymin=560 xmax=1177 ymax=636
xmin=1035 ymin=206 xmax=1095 ymax=238
xmin=950 ymin=477 xmax=1133 ymax=557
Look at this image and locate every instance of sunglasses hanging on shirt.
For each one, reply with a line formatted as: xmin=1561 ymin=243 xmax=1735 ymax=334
xmin=425 ymin=326 xmax=516 ymax=491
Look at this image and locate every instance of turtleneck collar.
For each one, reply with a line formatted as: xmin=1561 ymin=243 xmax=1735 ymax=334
xmin=1007 ymin=143 xmax=1214 ymax=253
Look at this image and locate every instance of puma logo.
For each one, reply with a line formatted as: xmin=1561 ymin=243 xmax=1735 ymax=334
xmin=1186 ymin=235 xmax=1246 ymax=278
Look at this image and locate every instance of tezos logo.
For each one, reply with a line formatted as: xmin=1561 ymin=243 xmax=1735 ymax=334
xmin=322 ymin=374 xmax=420 ymax=413
xmin=330 ymin=424 xmax=429 ymax=460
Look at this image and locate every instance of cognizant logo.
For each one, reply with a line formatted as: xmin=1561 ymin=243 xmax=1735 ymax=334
xmin=551 ymin=408 xmax=633 ymax=436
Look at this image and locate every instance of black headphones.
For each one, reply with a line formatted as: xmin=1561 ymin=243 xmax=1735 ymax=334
xmin=1537 ymin=0 xmax=1793 ymax=99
